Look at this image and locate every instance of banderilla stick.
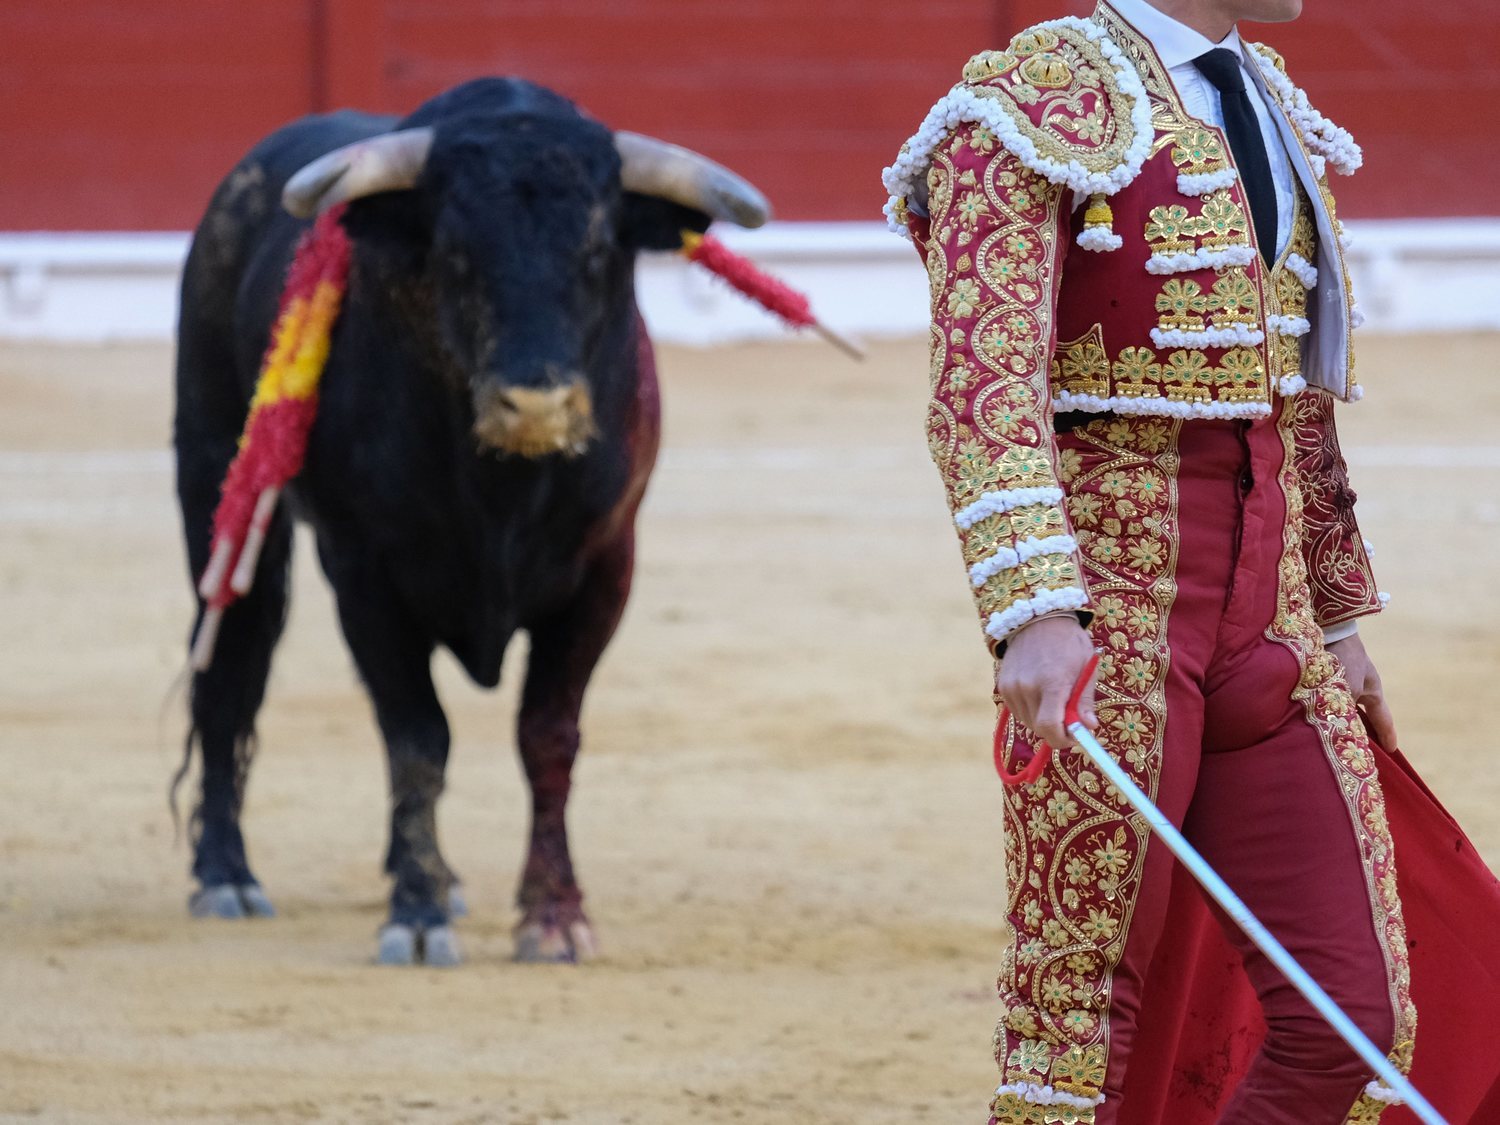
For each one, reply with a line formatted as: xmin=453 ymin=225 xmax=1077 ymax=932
xmin=230 ymin=487 xmax=281 ymax=596
xmin=196 ymin=537 xmax=235 ymax=602
xmin=190 ymin=486 xmax=282 ymax=672
xmin=997 ymin=653 xmax=1448 ymax=1125
xmin=810 ymin=321 xmax=866 ymax=361
xmin=189 ymin=606 xmax=223 ymax=672
xmin=192 ymin=537 xmax=236 ymax=672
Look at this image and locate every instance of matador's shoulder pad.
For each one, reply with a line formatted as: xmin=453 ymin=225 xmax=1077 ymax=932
xmin=956 ymin=19 xmax=1152 ymax=193
xmin=882 ymin=17 xmax=1153 ymax=234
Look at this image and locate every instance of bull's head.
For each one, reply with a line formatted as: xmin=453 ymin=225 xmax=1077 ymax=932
xmin=279 ymin=85 xmax=770 ymax=459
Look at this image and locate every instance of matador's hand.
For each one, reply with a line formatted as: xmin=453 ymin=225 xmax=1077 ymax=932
xmin=997 ymin=615 xmax=1099 ymax=749
xmin=1327 ymin=633 xmax=1399 ymax=750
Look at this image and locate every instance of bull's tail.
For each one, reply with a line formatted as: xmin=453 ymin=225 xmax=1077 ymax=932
xmin=159 ymin=657 xmax=195 ymax=842
xmin=169 ymin=721 xmax=260 ymax=852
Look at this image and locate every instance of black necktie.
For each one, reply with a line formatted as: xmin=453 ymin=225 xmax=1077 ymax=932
xmin=1193 ymin=48 xmax=1278 ymax=266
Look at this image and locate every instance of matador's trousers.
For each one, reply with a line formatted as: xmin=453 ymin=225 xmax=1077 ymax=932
xmin=989 ymin=403 xmax=1415 ymax=1125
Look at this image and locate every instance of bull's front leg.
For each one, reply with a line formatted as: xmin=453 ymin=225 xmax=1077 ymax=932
xmin=322 ymin=558 xmax=463 ymax=966
xmin=514 ymin=529 xmax=636 ymax=963
xmin=375 ymin=711 xmax=462 ymax=967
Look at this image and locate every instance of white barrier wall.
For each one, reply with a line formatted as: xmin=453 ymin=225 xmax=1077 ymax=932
xmin=2 ymin=220 xmax=1499 ymax=346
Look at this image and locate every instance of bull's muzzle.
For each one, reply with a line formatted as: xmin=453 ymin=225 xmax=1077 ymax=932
xmin=472 ymin=381 xmax=596 ymax=458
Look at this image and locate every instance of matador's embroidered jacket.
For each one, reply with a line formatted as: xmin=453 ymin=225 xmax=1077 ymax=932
xmin=883 ymin=2 xmax=1382 ymax=650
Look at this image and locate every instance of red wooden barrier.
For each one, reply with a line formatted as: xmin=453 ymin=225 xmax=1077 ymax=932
xmin=1 ymin=0 xmax=1495 ymax=229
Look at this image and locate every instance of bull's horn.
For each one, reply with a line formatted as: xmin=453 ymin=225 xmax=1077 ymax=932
xmin=282 ymin=127 xmax=436 ymax=218
xmin=614 ymin=132 xmax=771 ymax=229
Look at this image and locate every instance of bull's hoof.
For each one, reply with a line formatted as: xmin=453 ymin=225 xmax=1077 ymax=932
xmin=238 ymin=884 xmax=276 ymax=917
xmin=513 ymin=918 xmax=597 ymax=964
xmin=377 ymin=924 xmax=417 ymax=965
xmin=376 ymin=923 xmax=462 ymax=967
xmin=423 ymin=925 xmax=462 ymax=967
xmin=189 ymin=883 xmax=276 ymax=919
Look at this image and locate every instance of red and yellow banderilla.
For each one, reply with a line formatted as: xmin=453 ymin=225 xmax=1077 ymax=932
xmin=191 ymin=206 xmax=352 ymax=671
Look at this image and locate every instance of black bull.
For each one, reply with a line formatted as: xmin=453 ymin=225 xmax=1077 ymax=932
xmin=173 ymin=78 xmax=769 ymax=964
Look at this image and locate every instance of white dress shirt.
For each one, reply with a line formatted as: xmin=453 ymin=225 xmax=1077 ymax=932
xmin=1103 ymin=0 xmax=1296 ymax=258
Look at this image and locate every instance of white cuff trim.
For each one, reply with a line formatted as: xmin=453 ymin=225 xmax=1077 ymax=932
xmin=1145 ymin=244 xmax=1256 ymax=275
xmin=1362 ymin=538 xmax=1375 ymax=557
xmin=985 ymin=587 xmax=1090 ymax=643
xmin=1277 ymin=373 xmax=1307 ymax=396
xmin=1267 ymin=313 xmax=1311 ymax=338
xmin=955 ymin=487 xmax=1065 ymax=530
xmin=993 ymin=1082 xmax=1105 ymax=1110
xmin=969 ymin=535 xmax=1078 ymax=587
xmin=1052 ymin=391 xmax=1273 ymax=420
xmin=1351 ymin=302 xmax=1366 ymax=329
xmin=1150 ymin=323 xmax=1265 ymax=348
xmin=1378 ymin=591 xmax=1391 ymax=607
xmin=881 ymin=17 xmax=1153 ymax=234
xmin=1286 ymin=253 xmax=1318 ymax=288
xmin=1076 ymin=226 xmax=1123 ymax=252
xmin=1322 ymin=620 xmax=1359 ymax=644
xmin=1363 ymin=1080 xmax=1402 ymax=1105
xmin=1177 ymin=168 xmax=1237 ymax=197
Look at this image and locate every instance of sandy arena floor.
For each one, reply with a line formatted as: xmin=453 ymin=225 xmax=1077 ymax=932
xmin=1 ymin=333 xmax=1497 ymax=1123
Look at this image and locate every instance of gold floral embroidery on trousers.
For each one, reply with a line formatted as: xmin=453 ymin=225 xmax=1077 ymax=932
xmin=1266 ymin=404 xmax=1416 ymax=1122
xmin=992 ymin=417 xmax=1182 ymax=1124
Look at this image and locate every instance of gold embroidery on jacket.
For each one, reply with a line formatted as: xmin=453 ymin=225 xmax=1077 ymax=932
xmin=926 ymin=126 xmax=1083 ymax=640
xmin=1144 ymin=204 xmax=1196 ymax=253
xmin=963 ymin=49 xmax=1019 ymax=85
xmin=1051 ymin=334 xmax=1269 ymax=405
xmin=1110 ymin=347 xmax=1162 ymax=399
xmin=1142 ymin=191 xmax=1249 ymax=254
xmin=1155 ymin=279 xmax=1208 ymax=329
xmin=1193 ymin=190 xmax=1249 ymax=248
xmin=965 ymin=21 xmax=1144 ymax=178
xmin=1217 ymin=348 xmax=1267 ymax=400
xmin=1052 ymin=325 xmax=1110 ymax=398
xmin=1170 ymin=125 xmax=1228 ymax=176
xmin=1266 ymin=186 xmax=1317 ymax=387
xmin=1209 ymin=270 xmax=1259 ymax=325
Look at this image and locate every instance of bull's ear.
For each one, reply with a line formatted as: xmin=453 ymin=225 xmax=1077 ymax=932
xmin=620 ymin=193 xmax=712 ymax=252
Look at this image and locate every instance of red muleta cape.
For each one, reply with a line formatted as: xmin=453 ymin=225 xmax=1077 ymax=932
xmin=1118 ymin=745 xmax=1500 ymax=1123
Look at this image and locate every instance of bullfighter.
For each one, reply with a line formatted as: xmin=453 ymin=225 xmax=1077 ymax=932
xmin=884 ymin=0 xmax=1417 ymax=1120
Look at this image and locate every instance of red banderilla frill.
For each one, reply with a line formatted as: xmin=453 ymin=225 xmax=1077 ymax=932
xmin=191 ymin=206 xmax=352 ymax=671
xmin=679 ymin=230 xmax=864 ymax=359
